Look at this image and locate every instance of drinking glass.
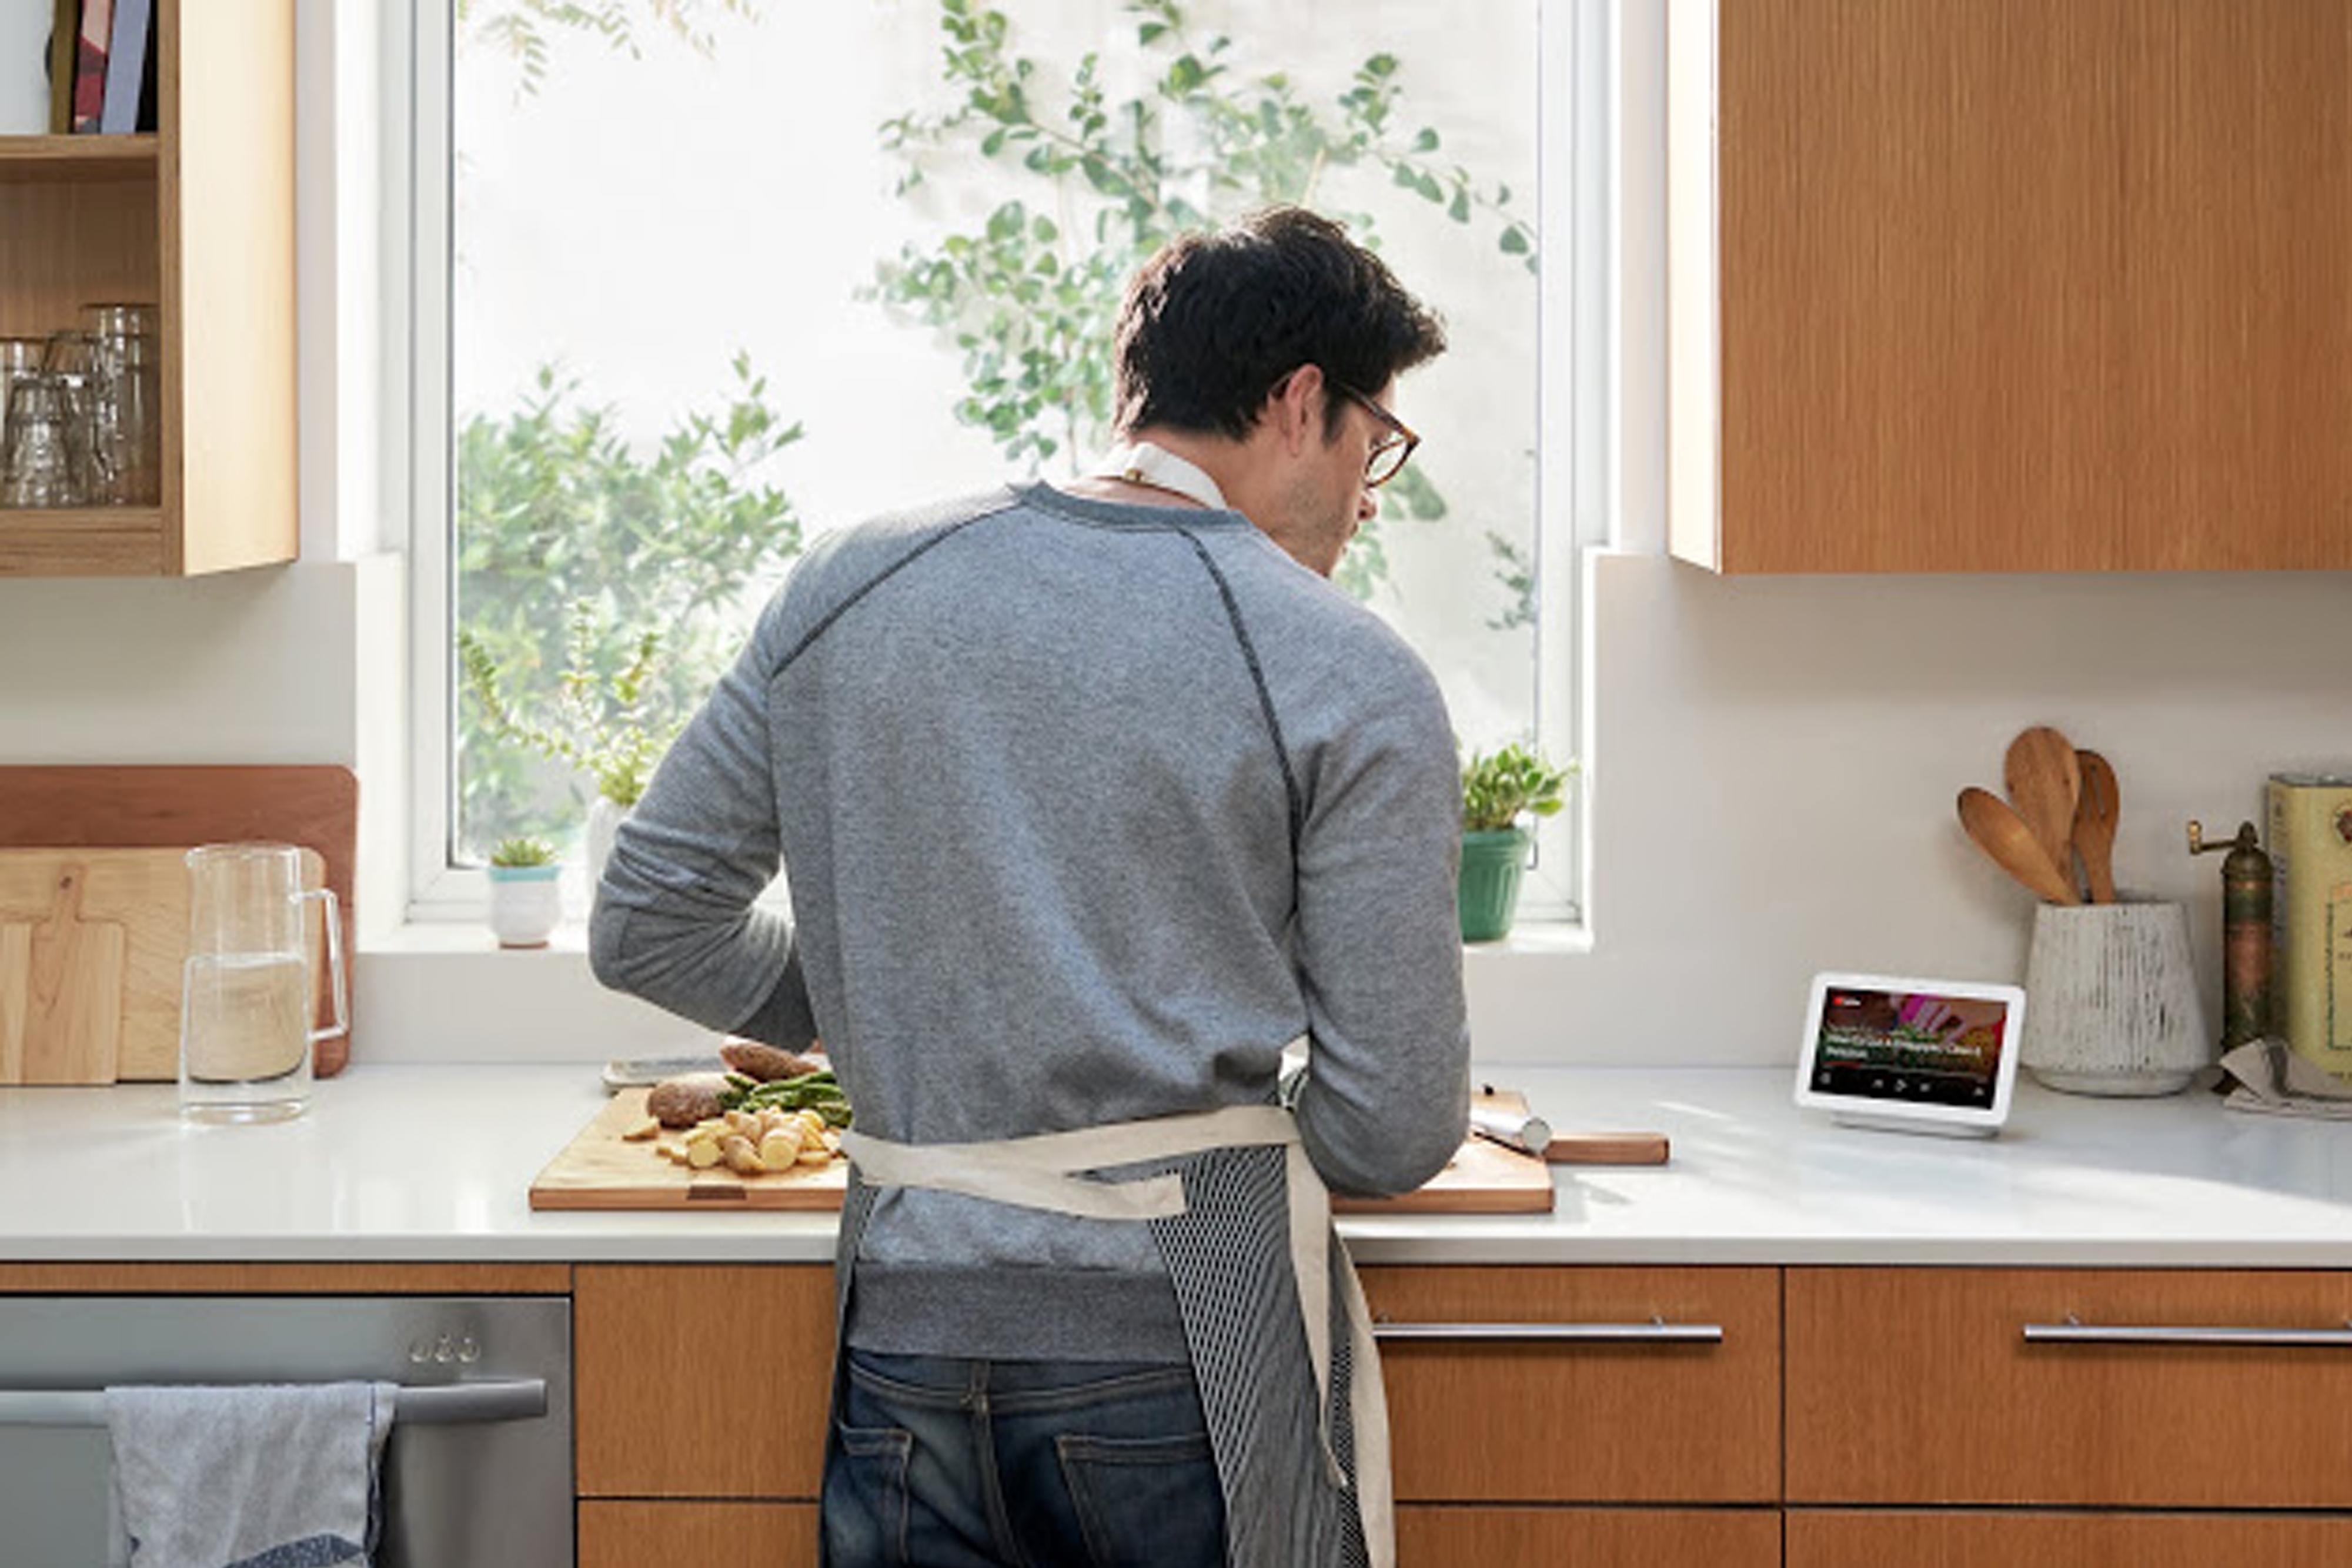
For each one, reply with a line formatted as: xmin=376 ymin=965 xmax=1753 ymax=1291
xmin=180 ymin=844 xmax=349 ymax=1124
xmin=0 ymin=338 xmax=44 ymax=506
xmin=1 ymin=373 xmax=83 ymax=509
xmin=83 ymin=303 xmax=161 ymax=505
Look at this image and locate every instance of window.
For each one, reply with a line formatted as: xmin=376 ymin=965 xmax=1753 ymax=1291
xmin=410 ymin=0 xmax=1603 ymax=923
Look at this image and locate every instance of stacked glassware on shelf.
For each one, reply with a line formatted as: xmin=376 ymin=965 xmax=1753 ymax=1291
xmin=0 ymin=304 xmax=162 ymax=509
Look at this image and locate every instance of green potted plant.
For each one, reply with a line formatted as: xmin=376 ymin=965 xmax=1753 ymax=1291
xmin=458 ymin=600 xmax=683 ymax=885
xmin=1458 ymin=742 xmax=1574 ymax=942
xmin=485 ymin=835 xmax=563 ymax=949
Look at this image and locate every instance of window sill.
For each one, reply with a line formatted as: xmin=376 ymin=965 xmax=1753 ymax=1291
xmin=355 ymin=915 xmax=1592 ymax=1066
xmin=1462 ymin=917 xmax=1592 ymax=959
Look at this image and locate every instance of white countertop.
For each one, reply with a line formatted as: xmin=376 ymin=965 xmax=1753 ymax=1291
xmin=1 ymin=1065 xmax=2346 ymax=1267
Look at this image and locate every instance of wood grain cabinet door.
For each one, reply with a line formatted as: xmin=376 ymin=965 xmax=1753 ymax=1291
xmin=580 ymin=1501 xmax=818 ymax=1568
xmin=1402 ymin=1505 xmax=1781 ymax=1568
xmin=1362 ymin=1266 xmax=1780 ymax=1503
xmin=1685 ymin=0 xmax=2352 ymax=573
xmin=1788 ymin=1268 xmax=2352 ymax=1507
xmin=1789 ymin=1510 xmax=2352 ymax=1568
xmin=576 ymin=1264 xmax=835 ymax=1499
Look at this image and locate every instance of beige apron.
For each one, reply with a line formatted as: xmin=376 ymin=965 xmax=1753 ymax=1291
xmin=833 ymin=1102 xmax=1395 ymax=1568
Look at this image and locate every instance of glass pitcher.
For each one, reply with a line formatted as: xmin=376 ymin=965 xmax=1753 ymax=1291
xmin=180 ymin=844 xmax=348 ymax=1123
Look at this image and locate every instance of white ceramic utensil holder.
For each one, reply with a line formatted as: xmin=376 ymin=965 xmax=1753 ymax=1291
xmin=2022 ymin=898 xmax=2210 ymax=1096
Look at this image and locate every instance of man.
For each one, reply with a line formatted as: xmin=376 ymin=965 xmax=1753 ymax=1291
xmin=591 ymin=204 xmax=1469 ymax=1568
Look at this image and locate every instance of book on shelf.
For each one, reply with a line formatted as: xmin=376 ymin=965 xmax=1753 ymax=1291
xmin=100 ymin=0 xmax=150 ymax=134
xmin=69 ymin=0 xmax=111 ymax=133
xmin=47 ymin=0 xmax=78 ymax=135
xmin=2 ymin=0 xmax=52 ymax=134
xmin=2266 ymin=773 xmax=2352 ymax=1083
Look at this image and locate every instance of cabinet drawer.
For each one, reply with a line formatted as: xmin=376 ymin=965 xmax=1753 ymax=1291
xmin=1788 ymin=1268 xmax=2352 ymax=1506
xmin=1788 ymin=1509 xmax=2352 ymax=1567
xmin=576 ymin=1265 xmax=834 ymax=1499
xmin=580 ymin=1501 xmax=817 ymax=1567
xmin=1362 ymin=1266 xmax=1779 ymax=1503
xmin=1401 ymin=1505 xmax=1780 ymax=1567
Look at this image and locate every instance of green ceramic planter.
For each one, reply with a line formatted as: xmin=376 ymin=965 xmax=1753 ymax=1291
xmin=1458 ymin=827 xmax=1529 ymax=942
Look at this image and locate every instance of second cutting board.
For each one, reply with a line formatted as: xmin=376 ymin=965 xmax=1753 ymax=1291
xmin=0 ymin=847 xmax=326 ymax=1083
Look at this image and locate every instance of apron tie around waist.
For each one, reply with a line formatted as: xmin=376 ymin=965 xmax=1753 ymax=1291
xmin=840 ymin=1101 xmax=1394 ymax=1568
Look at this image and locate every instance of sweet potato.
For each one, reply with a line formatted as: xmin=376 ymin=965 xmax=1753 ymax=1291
xmin=720 ymin=1040 xmax=827 ymax=1083
xmin=646 ymin=1072 xmax=731 ymax=1128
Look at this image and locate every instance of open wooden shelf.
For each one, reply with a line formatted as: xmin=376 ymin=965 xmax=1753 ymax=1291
xmin=0 ymin=2 xmax=293 ymax=579
xmin=0 ymin=509 xmax=166 ymax=576
xmin=0 ymin=135 xmax=160 ymax=183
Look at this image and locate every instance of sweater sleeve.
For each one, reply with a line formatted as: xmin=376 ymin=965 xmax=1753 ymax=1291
xmin=587 ymin=598 xmax=817 ymax=1048
xmin=1287 ymin=657 xmax=1471 ymax=1198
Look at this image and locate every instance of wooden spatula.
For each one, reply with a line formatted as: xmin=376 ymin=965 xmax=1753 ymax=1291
xmin=0 ymin=866 xmax=125 ymax=1085
xmin=2003 ymin=726 xmax=2081 ymax=884
xmin=2072 ymin=750 xmax=2120 ymax=903
xmin=1957 ymin=786 xmax=2082 ymax=905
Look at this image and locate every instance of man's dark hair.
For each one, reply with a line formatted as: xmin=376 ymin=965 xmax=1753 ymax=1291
xmin=1113 ymin=206 xmax=1448 ymax=442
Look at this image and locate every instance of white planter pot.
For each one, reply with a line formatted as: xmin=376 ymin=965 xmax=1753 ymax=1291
xmin=586 ymin=797 xmax=633 ymax=891
xmin=487 ymin=865 xmax=563 ymax=949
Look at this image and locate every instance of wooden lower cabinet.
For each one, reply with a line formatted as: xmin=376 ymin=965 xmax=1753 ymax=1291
xmin=1364 ymin=1266 xmax=1780 ymax=1504
xmin=1786 ymin=1267 xmax=2352 ymax=1507
xmin=1401 ymin=1505 xmax=1780 ymax=1567
xmin=574 ymin=1265 xmax=836 ymax=1500
xmin=579 ymin=1500 xmax=818 ymax=1567
xmin=1787 ymin=1510 xmax=2352 ymax=1567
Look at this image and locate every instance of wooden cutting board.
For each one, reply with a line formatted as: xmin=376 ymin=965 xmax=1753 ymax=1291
xmin=530 ymin=1089 xmax=851 ymax=1211
xmin=530 ymin=1089 xmax=1555 ymax=1215
xmin=0 ymin=846 xmax=326 ymax=1083
xmin=0 ymin=865 xmax=125 ymax=1084
xmin=0 ymin=767 xmax=358 ymax=1075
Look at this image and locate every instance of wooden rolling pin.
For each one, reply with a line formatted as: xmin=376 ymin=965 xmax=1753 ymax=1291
xmin=1471 ymin=1093 xmax=1671 ymax=1165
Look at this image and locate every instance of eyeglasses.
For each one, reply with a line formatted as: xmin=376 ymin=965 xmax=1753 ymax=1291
xmin=1332 ymin=380 xmax=1420 ymax=489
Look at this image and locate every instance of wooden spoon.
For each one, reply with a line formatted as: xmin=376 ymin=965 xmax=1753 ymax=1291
xmin=2003 ymin=726 xmax=2081 ymax=883
xmin=1957 ymin=786 xmax=2082 ymax=905
xmin=2072 ymin=750 xmax=2120 ymax=904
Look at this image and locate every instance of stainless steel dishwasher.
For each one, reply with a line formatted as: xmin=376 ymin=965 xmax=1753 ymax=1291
xmin=0 ymin=1295 xmax=571 ymax=1566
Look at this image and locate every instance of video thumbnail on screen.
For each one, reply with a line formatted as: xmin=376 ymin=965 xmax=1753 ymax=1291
xmin=1812 ymin=987 xmax=2008 ymax=1107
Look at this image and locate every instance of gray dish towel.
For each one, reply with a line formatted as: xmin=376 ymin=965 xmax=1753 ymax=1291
xmin=104 ymin=1382 xmax=397 ymax=1568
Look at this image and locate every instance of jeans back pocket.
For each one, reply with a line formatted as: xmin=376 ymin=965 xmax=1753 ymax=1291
xmin=1055 ymin=1430 xmax=1224 ymax=1568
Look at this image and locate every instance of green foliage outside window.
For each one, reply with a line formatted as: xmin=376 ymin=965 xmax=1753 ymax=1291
xmin=454 ymin=359 xmax=805 ymax=853
xmin=866 ymin=0 xmax=1538 ymax=602
xmin=457 ymin=0 xmax=764 ymax=96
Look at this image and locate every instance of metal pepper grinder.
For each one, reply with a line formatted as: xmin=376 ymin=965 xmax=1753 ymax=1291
xmin=2186 ymin=818 xmax=2273 ymax=1051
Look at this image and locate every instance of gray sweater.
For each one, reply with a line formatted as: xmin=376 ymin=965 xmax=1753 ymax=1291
xmin=590 ymin=483 xmax=1469 ymax=1361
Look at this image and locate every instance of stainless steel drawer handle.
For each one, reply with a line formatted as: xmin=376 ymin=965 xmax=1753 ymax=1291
xmin=1374 ymin=1316 xmax=1724 ymax=1345
xmin=0 ymin=1378 xmax=548 ymax=1429
xmin=2024 ymin=1315 xmax=2352 ymax=1349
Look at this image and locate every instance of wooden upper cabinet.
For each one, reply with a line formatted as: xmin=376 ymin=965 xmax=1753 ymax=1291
xmin=1671 ymin=0 xmax=2352 ymax=573
xmin=0 ymin=1 xmax=296 ymax=577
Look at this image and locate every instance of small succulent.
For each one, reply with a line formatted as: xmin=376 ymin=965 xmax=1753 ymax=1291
xmin=489 ymin=835 xmax=559 ymax=868
xmin=1461 ymin=743 xmax=1574 ymax=834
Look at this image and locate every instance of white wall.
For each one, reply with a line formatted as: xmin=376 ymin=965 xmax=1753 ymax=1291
xmin=4 ymin=4 xmax=2346 ymax=1067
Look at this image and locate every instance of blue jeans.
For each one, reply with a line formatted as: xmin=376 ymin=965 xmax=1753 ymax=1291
xmin=821 ymin=1349 xmax=1227 ymax=1568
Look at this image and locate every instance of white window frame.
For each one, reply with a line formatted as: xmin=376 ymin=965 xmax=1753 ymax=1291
xmin=402 ymin=0 xmax=1613 ymax=930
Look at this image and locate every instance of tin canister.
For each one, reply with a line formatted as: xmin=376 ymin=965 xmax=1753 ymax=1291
xmin=2264 ymin=774 xmax=2352 ymax=1082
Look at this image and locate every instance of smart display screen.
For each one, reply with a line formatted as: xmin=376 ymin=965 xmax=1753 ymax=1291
xmin=1806 ymin=986 xmax=2010 ymax=1109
